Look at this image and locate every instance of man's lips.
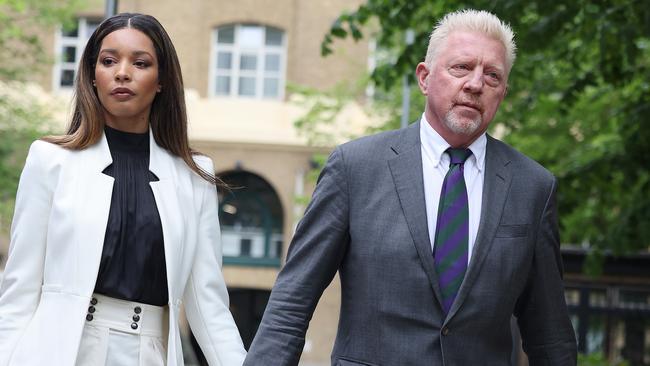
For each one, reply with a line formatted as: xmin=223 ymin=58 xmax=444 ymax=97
xmin=454 ymin=102 xmax=481 ymax=112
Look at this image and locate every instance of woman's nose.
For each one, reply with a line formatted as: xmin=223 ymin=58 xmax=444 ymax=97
xmin=114 ymin=63 xmax=131 ymax=82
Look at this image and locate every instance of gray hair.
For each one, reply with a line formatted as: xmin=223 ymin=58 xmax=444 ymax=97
xmin=424 ymin=9 xmax=517 ymax=73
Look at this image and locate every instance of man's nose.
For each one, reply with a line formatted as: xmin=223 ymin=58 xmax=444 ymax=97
xmin=463 ymin=68 xmax=484 ymax=93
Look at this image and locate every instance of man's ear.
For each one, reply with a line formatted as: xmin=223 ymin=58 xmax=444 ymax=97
xmin=415 ymin=62 xmax=430 ymax=95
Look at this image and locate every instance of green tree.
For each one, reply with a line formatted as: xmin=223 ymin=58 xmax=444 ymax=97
xmin=0 ymin=92 xmax=54 ymax=233
xmin=0 ymin=0 xmax=80 ymax=80
xmin=0 ymin=0 xmax=80 ymax=238
xmin=578 ymin=352 xmax=629 ymax=366
xmin=317 ymin=0 xmax=649 ymax=274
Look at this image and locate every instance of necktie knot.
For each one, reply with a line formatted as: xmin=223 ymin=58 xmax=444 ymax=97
xmin=447 ymin=148 xmax=472 ymax=166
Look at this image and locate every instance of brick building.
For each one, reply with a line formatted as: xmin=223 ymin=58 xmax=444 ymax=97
xmin=3 ymin=0 xmax=373 ymax=364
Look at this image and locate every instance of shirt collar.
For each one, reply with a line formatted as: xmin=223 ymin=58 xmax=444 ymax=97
xmin=419 ymin=113 xmax=487 ymax=172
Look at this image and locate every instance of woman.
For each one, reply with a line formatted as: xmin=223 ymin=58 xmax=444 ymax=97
xmin=0 ymin=13 xmax=246 ymax=366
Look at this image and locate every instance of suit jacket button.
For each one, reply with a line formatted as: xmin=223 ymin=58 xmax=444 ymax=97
xmin=131 ymin=322 xmax=138 ymax=330
xmin=88 ymin=306 xmax=96 ymax=313
xmin=90 ymin=298 xmax=98 ymax=305
xmin=133 ymin=314 xmax=140 ymax=322
xmin=134 ymin=306 xmax=142 ymax=314
xmin=86 ymin=314 xmax=93 ymax=321
xmin=442 ymin=327 xmax=450 ymax=336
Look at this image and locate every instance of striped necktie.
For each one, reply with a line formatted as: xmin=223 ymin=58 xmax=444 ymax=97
xmin=434 ymin=148 xmax=472 ymax=314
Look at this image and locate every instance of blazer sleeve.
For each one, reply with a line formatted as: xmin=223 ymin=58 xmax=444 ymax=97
xmin=183 ymin=157 xmax=247 ymax=366
xmin=0 ymin=141 xmax=54 ymax=365
xmin=515 ymin=178 xmax=578 ymax=366
xmin=244 ymin=146 xmax=350 ymax=366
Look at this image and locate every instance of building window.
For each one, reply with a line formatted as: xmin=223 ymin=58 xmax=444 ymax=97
xmin=218 ymin=171 xmax=284 ymax=267
xmin=53 ymin=18 xmax=101 ymax=89
xmin=211 ymin=24 xmax=286 ymax=99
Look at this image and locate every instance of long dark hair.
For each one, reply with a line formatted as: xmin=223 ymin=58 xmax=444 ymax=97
xmin=43 ymin=13 xmax=219 ymax=185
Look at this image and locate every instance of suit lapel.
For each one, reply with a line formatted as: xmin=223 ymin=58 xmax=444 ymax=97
xmin=76 ymin=134 xmax=114 ymax=294
xmin=148 ymin=132 xmax=183 ymax=298
xmin=388 ymin=121 xmax=444 ymax=308
xmin=445 ymin=136 xmax=512 ymax=321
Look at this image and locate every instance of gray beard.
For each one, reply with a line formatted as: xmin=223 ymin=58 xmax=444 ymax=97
xmin=444 ymin=109 xmax=482 ymax=135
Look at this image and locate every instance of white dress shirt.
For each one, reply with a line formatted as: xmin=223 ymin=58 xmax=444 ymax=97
xmin=420 ymin=114 xmax=486 ymax=265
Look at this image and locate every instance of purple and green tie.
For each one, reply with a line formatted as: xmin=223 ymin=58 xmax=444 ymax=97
xmin=434 ymin=148 xmax=472 ymax=314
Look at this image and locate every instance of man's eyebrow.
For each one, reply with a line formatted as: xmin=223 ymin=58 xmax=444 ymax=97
xmin=485 ymin=64 xmax=505 ymax=74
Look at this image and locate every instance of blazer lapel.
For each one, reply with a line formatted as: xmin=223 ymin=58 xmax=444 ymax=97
xmin=445 ymin=136 xmax=512 ymax=321
xmin=76 ymin=134 xmax=115 ymax=294
xmin=388 ymin=121 xmax=444 ymax=308
xmin=148 ymin=132 xmax=183 ymax=298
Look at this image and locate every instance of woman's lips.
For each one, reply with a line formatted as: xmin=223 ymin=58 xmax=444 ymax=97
xmin=110 ymin=87 xmax=135 ymax=101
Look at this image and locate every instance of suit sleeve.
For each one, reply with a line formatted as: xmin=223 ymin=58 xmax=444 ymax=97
xmin=0 ymin=141 xmax=53 ymax=365
xmin=183 ymin=157 xmax=247 ymax=366
xmin=515 ymin=178 xmax=578 ymax=366
xmin=244 ymin=146 xmax=350 ymax=366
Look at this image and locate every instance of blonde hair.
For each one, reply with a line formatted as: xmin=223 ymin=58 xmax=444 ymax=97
xmin=424 ymin=9 xmax=516 ymax=73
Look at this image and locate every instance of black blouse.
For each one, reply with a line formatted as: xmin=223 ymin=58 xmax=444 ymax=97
xmin=94 ymin=126 xmax=169 ymax=306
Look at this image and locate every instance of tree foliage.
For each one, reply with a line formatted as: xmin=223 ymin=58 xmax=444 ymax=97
xmin=320 ymin=0 xmax=650 ymax=273
xmin=0 ymin=89 xmax=53 ymax=235
xmin=0 ymin=0 xmax=80 ymax=80
xmin=0 ymin=0 xmax=80 ymax=237
xmin=578 ymin=352 xmax=629 ymax=366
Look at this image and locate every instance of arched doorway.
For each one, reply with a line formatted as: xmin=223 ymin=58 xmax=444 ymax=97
xmin=189 ymin=171 xmax=283 ymax=363
xmin=218 ymin=170 xmax=284 ymax=266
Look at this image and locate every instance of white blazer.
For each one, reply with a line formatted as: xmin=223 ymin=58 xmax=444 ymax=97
xmin=0 ymin=132 xmax=246 ymax=365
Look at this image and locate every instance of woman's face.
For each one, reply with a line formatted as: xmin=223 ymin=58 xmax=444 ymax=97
xmin=94 ymin=28 xmax=160 ymax=133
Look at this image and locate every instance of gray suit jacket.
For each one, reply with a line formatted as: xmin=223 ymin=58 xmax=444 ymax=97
xmin=244 ymin=121 xmax=577 ymax=366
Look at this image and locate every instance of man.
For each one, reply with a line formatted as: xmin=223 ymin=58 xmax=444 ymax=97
xmin=245 ymin=9 xmax=577 ymax=366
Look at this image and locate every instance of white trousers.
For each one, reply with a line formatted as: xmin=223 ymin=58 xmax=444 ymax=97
xmin=75 ymin=294 xmax=168 ymax=366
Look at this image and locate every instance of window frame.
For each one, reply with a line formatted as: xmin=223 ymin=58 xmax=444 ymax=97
xmin=209 ymin=24 xmax=287 ymax=100
xmin=52 ymin=17 xmax=101 ymax=91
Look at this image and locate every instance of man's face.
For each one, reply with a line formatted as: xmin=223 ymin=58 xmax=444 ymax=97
xmin=416 ymin=31 xmax=508 ymax=147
